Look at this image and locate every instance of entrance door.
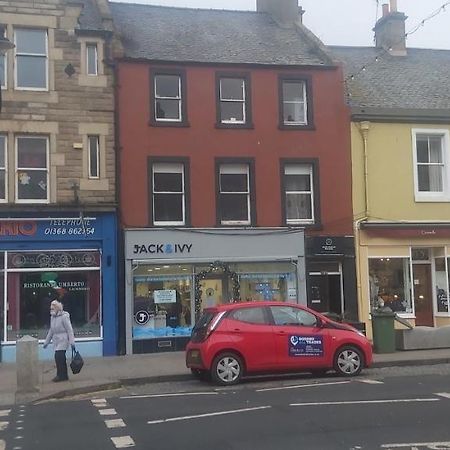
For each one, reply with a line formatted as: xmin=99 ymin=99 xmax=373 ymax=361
xmin=413 ymin=264 xmax=433 ymax=327
xmin=200 ymin=277 xmax=228 ymax=308
xmin=308 ymin=271 xmax=343 ymax=316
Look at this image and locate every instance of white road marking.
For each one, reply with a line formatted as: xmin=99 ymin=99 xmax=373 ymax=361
xmin=256 ymin=381 xmax=351 ymax=392
xmin=111 ymin=436 xmax=135 ymax=448
xmin=98 ymin=408 xmax=117 ymax=416
xmin=0 ymin=439 xmax=4 ymax=450
xmin=0 ymin=422 xmax=8 ymax=431
xmin=357 ymin=379 xmax=384 ymax=385
xmin=147 ymin=405 xmax=272 ymax=425
xmin=0 ymin=410 xmax=11 ymax=417
xmin=435 ymin=392 xmax=450 ymax=399
xmin=16 ymin=420 xmax=23 ymax=424
xmin=121 ymin=392 xmax=218 ymax=399
xmin=93 ymin=403 xmax=108 ymax=408
xmin=16 ymin=427 xmax=23 ymax=430
xmin=14 ymin=436 xmax=23 ymax=440
xmin=105 ymin=419 xmax=126 ymax=429
xmin=91 ymin=398 xmax=107 ymax=404
xmin=381 ymin=441 xmax=450 ymax=448
xmin=290 ymin=398 xmax=440 ymax=407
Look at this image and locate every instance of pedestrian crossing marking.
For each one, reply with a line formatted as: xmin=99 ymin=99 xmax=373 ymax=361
xmin=105 ymin=419 xmax=126 ymax=429
xmin=99 ymin=408 xmax=117 ymax=416
xmin=0 ymin=410 xmax=10 ymax=418
xmin=111 ymin=436 xmax=135 ymax=448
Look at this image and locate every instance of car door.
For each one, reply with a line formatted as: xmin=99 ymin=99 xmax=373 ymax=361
xmin=269 ymin=305 xmax=329 ymax=370
xmin=225 ymin=306 xmax=278 ymax=371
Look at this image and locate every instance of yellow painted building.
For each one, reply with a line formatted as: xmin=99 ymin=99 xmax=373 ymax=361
xmin=332 ymin=1 xmax=450 ymax=338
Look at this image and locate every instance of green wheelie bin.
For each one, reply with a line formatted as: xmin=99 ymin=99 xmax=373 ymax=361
xmin=371 ymin=309 xmax=396 ymax=353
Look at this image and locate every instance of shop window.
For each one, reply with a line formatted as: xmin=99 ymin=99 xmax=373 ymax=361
xmin=412 ymin=129 xmax=450 ymax=202
xmin=150 ymin=70 xmax=188 ymax=126
xmin=132 ymin=265 xmax=192 ymax=340
xmin=0 ymin=253 xmax=4 ymax=342
xmin=86 ymin=43 xmax=98 ymax=76
xmin=368 ymin=258 xmax=412 ymax=313
xmin=0 ymin=135 xmax=6 ymax=201
xmin=15 ymin=28 xmax=48 ymax=90
xmin=278 ymin=75 xmax=313 ymax=129
xmin=88 ymin=135 xmax=100 ymax=179
xmin=283 ymin=163 xmax=315 ymax=224
xmin=218 ymin=163 xmax=252 ymax=225
xmin=15 ymin=135 xmax=49 ymax=203
xmin=435 ymin=257 xmax=449 ymax=314
xmin=151 ymin=162 xmax=186 ymax=226
xmin=6 ymin=258 xmax=101 ymax=342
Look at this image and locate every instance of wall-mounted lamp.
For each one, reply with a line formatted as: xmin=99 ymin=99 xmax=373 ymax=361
xmin=0 ymin=25 xmax=15 ymax=113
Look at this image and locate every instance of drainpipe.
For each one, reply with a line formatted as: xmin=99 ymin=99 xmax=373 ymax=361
xmin=359 ymin=121 xmax=371 ymax=218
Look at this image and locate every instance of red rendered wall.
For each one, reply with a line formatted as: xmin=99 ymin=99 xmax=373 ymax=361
xmin=118 ymin=63 xmax=352 ymax=236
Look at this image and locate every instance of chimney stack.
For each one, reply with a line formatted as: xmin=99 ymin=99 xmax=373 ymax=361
xmin=374 ymin=0 xmax=407 ymax=56
xmin=256 ymin=0 xmax=301 ymax=28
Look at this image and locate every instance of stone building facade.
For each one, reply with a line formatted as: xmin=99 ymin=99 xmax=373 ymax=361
xmin=0 ymin=0 xmax=119 ymax=361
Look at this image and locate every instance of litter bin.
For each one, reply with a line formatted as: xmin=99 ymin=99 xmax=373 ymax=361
xmin=371 ymin=309 xmax=396 ymax=353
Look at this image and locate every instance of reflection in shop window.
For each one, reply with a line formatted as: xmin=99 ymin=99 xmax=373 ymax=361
xmin=133 ymin=267 xmax=192 ymax=340
xmin=369 ymin=258 xmax=412 ymax=313
xmin=6 ymin=270 xmax=101 ymax=341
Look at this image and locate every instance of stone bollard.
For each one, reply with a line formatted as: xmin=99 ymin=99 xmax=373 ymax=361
xmin=16 ymin=335 xmax=40 ymax=394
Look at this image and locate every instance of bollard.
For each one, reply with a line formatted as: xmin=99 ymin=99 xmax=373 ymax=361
xmin=16 ymin=335 xmax=39 ymax=394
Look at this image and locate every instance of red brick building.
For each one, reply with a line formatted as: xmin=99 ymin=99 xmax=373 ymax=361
xmin=112 ymin=0 xmax=356 ymax=354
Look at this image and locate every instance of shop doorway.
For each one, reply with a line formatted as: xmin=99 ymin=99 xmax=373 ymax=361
xmin=413 ymin=264 xmax=434 ymax=327
xmin=200 ymin=277 xmax=229 ymax=308
xmin=308 ymin=262 xmax=344 ymax=316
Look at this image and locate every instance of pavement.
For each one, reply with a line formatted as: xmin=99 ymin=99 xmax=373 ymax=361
xmin=1 ymin=348 xmax=450 ymax=406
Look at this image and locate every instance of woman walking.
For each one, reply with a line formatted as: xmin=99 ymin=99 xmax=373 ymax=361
xmin=43 ymin=300 xmax=75 ymax=382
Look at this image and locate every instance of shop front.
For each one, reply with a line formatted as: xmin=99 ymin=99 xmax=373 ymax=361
xmin=124 ymin=228 xmax=306 ymax=354
xmin=305 ymin=236 xmax=358 ymax=320
xmin=358 ymin=223 xmax=450 ymax=338
xmin=0 ymin=214 xmax=118 ymax=362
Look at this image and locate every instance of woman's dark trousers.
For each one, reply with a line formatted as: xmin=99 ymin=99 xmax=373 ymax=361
xmin=55 ymin=350 xmax=68 ymax=380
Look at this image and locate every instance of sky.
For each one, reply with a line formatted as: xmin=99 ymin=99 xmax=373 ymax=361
xmin=111 ymin=0 xmax=450 ymax=49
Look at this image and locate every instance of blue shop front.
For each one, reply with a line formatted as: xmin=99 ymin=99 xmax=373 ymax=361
xmin=0 ymin=213 xmax=118 ymax=362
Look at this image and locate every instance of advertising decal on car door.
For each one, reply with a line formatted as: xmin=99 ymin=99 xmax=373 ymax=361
xmin=289 ymin=335 xmax=324 ymax=357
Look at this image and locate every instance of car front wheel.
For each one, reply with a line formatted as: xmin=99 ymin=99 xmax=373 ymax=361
xmin=211 ymin=353 xmax=243 ymax=385
xmin=334 ymin=346 xmax=363 ymax=376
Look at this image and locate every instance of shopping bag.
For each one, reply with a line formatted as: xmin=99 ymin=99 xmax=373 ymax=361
xmin=70 ymin=347 xmax=84 ymax=375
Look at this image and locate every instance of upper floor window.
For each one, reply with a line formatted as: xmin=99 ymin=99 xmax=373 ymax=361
xmin=16 ymin=136 xmax=49 ymax=203
xmin=151 ymin=162 xmax=187 ymax=226
xmin=14 ymin=28 xmax=48 ymax=90
xmin=412 ymin=129 xmax=450 ymax=202
xmin=279 ymin=76 xmax=313 ymax=129
xmin=86 ymin=43 xmax=98 ymax=76
xmin=151 ymin=70 xmax=188 ymax=126
xmin=0 ymin=26 xmax=6 ymax=88
xmin=216 ymin=74 xmax=252 ymax=128
xmin=0 ymin=135 xmax=6 ymax=201
xmin=218 ymin=162 xmax=253 ymax=226
xmin=88 ymin=135 xmax=100 ymax=179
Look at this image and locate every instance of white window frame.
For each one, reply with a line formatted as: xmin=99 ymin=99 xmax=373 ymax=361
xmin=15 ymin=135 xmax=49 ymax=204
xmin=412 ymin=129 xmax=450 ymax=202
xmin=284 ymin=164 xmax=314 ymax=225
xmin=88 ymin=135 xmax=100 ymax=179
xmin=0 ymin=26 xmax=7 ymax=89
xmin=86 ymin=43 xmax=98 ymax=76
xmin=219 ymin=77 xmax=246 ymax=124
xmin=0 ymin=135 xmax=6 ymax=202
xmin=14 ymin=28 xmax=48 ymax=91
xmin=282 ymin=80 xmax=307 ymax=126
xmin=152 ymin=162 xmax=185 ymax=226
xmin=219 ymin=163 xmax=251 ymax=226
xmin=154 ymin=75 xmax=182 ymax=123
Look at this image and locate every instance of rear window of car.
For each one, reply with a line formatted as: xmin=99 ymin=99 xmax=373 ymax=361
xmin=193 ymin=310 xmax=217 ymax=330
xmin=229 ymin=307 xmax=267 ymax=324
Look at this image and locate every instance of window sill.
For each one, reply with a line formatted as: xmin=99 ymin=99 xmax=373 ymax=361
xmin=414 ymin=196 xmax=450 ymax=203
xmin=215 ymin=122 xmax=254 ymax=130
xmin=149 ymin=120 xmax=190 ymax=128
xmin=278 ymin=123 xmax=316 ymax=131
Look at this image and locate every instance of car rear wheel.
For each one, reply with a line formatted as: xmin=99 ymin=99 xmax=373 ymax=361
xmin=211 ymin=353 xmax=243 ymax=385
xmin=334 ymin=346 xmax=363 ymax=376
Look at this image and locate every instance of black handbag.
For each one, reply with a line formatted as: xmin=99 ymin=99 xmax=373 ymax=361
xmin=70 ymin=347 xmax=84 ymax=375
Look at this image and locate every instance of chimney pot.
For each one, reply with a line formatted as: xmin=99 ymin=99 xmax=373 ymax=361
xmin=390 ymin=0 xmax=398 ymax=12
xmin=382 ymin=3 xmax=389 ymax=16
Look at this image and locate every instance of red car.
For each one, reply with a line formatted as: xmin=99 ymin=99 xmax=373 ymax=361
xmin=186 ymin=302 xmax=372 ymax=385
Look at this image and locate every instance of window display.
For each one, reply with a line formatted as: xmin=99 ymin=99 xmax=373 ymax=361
xmin=435 ymin=258 xmax=449 ymax=313
xmin=369 ymin=258 xmax=412 ymax=313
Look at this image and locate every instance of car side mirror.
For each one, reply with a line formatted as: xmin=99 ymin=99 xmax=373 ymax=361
xmin=316 ymin=318 xmax=324 ymax=328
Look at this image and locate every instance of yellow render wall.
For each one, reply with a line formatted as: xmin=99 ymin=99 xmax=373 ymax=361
xmin=351 ymin=122 xmax=450 ymax=222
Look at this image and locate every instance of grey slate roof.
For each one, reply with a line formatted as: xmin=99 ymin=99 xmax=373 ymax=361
xmin=77 ymin=0 xmax=105 ymax=32
xmin=330 ymin=46 xmax=450 ymax=116
xmin=110 ymin=2 xmax=333 ymax=66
